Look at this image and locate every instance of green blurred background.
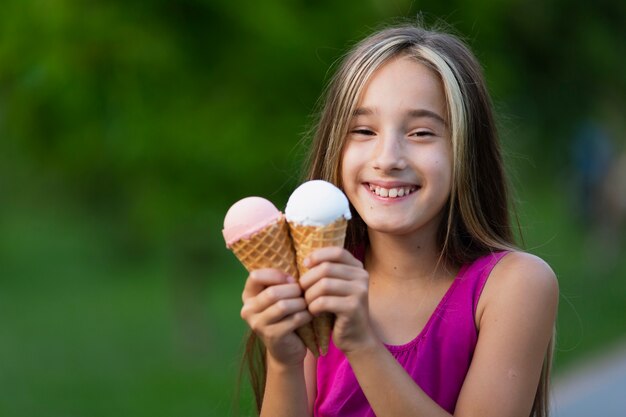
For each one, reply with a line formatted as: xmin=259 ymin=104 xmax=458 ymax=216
xmin=1 ymin=1 xmax=625 ymax=416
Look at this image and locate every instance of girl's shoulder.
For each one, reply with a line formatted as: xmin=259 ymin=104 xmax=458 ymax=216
xmin=476 ymin=251 xmax=559 ymax=329
xmin=491 ymin=251 xmax=557 ymax=289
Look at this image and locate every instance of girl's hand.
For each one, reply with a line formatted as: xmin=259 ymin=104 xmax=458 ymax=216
xmin=241 ymin=269 xmax=313 ymax=367
xmin=299 ymin=247 xmax=376 ymax=354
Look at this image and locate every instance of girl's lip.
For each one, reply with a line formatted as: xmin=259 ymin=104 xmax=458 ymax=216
xmin=366 ymin=180 xmax=419 ymax=188
xmin=362 ymin=182 xmax=420 ymax=201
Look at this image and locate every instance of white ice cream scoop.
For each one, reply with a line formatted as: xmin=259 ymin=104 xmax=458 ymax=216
xmin=285 ymin=180 xmax=351 ymax=226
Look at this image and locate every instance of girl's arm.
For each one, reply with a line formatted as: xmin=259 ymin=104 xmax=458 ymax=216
xmin=305 ymin=350 xmax=318 ymax=415
xmin=454 ymin=251 xmax=558 ymax=416
xmin=301 ymin=249 xmax=558 ymax=417
xmin=261 ymin=354 xmax=309 ymax=417
xmin=240 ymin=269 xmax=314 ymax=417
xmin=262 ymin=350 xmax=317 ymax=417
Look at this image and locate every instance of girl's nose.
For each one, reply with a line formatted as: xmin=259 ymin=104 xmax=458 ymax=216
xmin=373 ymin=133 xmax=407 ymax=172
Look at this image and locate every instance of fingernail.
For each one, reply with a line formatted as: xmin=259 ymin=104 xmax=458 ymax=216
xmin=303 ymin=257 xmax=311 ymax=268
xmin=286 ymin=275 xmax=296 ymax=283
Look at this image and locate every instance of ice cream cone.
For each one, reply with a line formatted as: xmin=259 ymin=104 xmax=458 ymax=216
xmin=229 ymin=215 xmax=319 ymax=356
xmin=288 ymin=218 xmax=348 ymax=355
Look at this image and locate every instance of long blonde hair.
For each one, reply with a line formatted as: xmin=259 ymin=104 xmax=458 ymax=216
xmin=243 ymin=22 xmax=553 ymax=417
xmin=304 ymin=23 xmax=553 ymax=417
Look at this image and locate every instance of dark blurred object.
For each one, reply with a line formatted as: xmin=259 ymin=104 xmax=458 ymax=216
xmin=569 ymin=119 xmax=626 ymax=269
xmin=570 ymin=120 xmax=614 ymax=224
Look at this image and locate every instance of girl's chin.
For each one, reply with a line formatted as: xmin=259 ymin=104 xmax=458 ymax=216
xmin=364 ymin=219 xmax=416 ymax=235
xmin=360 ymin=211 xmax=442 ymax=236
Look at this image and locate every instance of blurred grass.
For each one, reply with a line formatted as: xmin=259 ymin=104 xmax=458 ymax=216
xmin=0 ymin=184 xmax=251 ymax=416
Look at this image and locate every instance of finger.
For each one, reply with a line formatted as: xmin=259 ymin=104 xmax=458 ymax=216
xmin=246 ymin=283 xmax=303 ymax=314
xmin=262 ymin=310 xmax=314 ymax=340
xmin=242 ymin=268 xmax=295 ymax=301
xmin=304 ymin=247 xmax=363 ymax=269
xmin=249 ymin=298 xmax=309 ymax=331
xmin=303 ymin=278 xmax=359 ymax=305
xmin=308 ymin=295 xmax=361 ymax=317
xmin=299 ymin=261 xmax=368 ymax=290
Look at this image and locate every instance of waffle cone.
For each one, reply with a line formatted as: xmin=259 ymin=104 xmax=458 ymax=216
xmin=288 ymin=218 xmax=348 ymax=355
xmin=229 ymin=215 xmax=319 ymax=356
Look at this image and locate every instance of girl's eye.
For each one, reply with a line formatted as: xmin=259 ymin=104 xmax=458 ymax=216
xmin=351 ymin=128 xmax=375 ymax=136
xmin=410 ymin=130 xmax=434 ymax=138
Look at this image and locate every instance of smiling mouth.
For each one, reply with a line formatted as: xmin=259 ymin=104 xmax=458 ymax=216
xmin=367 ymin=183 xmax=419 ymax=198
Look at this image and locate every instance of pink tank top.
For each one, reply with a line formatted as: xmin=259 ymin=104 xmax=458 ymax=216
xmin=314 ymin=251 xmax=509 ymax=416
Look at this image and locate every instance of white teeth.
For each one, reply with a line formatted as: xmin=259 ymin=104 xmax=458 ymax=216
xmin=370 ymin=184 xmax=416 ymax=198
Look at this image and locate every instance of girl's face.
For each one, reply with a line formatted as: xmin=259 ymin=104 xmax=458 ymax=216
xmin=341 ymin=55 xmax=452 ymax=237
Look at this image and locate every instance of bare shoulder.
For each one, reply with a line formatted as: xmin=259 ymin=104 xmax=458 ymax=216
xmin=477 ymin=251 xmax=559 ymax=328
xmin=460 ymin=252 xmax=559 ymax=415
xmin=494 ymin=251 xmax=558 ymax=292
xmin=493 ymin=251 xmax=557 ymax=284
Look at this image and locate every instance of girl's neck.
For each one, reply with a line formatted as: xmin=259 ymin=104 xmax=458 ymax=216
xmin=365 ymin=227 xmax=448 ymax=286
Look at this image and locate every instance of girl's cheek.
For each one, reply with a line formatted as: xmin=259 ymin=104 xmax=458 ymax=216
xmin=341 ymin=143 xmax=362 ymax=179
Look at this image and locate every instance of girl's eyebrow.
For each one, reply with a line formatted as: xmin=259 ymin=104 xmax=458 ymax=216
xmin=407 ymin=109 xmax=446 ymax=125
xmin=352 ymin=107 xmax=375 ymax=117
xmin=352 ymin=107 xmax=446 ymax=125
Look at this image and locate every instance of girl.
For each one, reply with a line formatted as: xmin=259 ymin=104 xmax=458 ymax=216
xmin=239 ymin=22 xmax=558 ymax=417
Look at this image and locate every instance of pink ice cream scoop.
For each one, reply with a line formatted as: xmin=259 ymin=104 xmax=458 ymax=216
xmin=222 ymin=196 xmax=322 ymax=356
xmin=222 ymin=197 xmax=282 ymax=247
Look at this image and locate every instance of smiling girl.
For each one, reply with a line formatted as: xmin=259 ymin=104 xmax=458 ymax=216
xmin=239 ymin=23 xmax=558 ymax=417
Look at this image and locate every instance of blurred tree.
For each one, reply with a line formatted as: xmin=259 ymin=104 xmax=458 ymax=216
xmin=1 ymin=0 xmax=624 ymax=262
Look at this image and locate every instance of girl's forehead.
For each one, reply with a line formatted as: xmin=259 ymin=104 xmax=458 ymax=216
xmin=355 ymin=56 xmax=446 ymax=120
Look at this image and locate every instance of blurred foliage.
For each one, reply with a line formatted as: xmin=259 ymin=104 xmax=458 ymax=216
xmin=2 ymin=0 xmax=625 ymax=256
xmin=1 ymin=0 xmax=625 ymax=416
